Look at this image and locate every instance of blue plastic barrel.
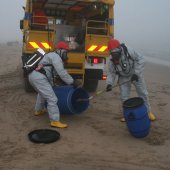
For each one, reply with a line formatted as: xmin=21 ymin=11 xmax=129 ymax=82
xmin=123 ymin=97 xmax=150 ymax=138
xmin=52 ymin=86 xmax=89 ymax=114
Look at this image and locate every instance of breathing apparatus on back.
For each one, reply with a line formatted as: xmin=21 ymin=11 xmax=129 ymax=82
xmin=23 ymin=48 xmax=46 ymax=74
xmin=119 ymin=43 xmax=134 ymax=73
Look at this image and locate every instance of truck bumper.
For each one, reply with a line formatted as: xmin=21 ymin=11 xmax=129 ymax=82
xmin=85 ymin=69 xmax=103 ymax=80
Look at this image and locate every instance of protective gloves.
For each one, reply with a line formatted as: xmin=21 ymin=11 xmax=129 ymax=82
xmin=131 ymin=74 xmax=139 ymax=82
xmin=72 ymin=79 xmax=82 ymax=88
xmin=106 ymin=84 xmax=112 ymax=92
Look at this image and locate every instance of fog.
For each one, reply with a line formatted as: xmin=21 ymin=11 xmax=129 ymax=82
xmin=0 ymin=0 xmax=170 ymax=59
xmin=0 ymin=0 xmax=25 ymax=43
xmin=115 ymin=0 xmax=170 ymax=54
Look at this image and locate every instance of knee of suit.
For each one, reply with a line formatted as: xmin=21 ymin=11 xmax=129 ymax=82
xmin=120 ymin=90 xmax=130 ymax=102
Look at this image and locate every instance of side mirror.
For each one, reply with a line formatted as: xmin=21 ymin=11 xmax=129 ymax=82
xmin=20 ymin=20 xmax=24 ymax=29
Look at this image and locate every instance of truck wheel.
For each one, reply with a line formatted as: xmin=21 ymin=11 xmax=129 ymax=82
xmin=21 ymin=55 xmax=34 ymax=93
xmin=83 ymin=79 xmax=98 ymax=92
xmin=24 ymin=76 xmax=35 ymax=92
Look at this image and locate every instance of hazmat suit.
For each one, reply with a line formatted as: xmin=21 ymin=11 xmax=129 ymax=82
xmin=106 ymin=39 xmax=156 ymax=121
xmin=28 ymin=42 xmax=79 ymax=128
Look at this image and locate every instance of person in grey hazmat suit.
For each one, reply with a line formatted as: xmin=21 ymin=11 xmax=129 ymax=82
xmin=28 ymin=41 xmax=81 ymax=128
xmin=106 ymin=39 xmax=156 ymax=121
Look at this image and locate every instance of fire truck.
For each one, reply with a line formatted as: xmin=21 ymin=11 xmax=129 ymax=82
xmin=20 ymin=0 xmax=115 ymax=92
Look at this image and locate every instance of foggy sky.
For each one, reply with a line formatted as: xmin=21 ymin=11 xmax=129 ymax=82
xmin=0 ymin=0 xmax=25 ymax=43
xmin=0 ymin=0 xmax=170 ymax=52
xmin=115 ymin=0 xmax=170 ymax=51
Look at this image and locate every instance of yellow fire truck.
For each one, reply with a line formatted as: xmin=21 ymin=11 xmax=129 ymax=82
xmin=20 ymin=0 xmax=115 ymax=92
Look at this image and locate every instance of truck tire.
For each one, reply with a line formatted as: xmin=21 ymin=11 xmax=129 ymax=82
xmin=24 ymin=76 xmax=35 ymax=93
xmin=83 ymin=78 xmax=98 ymax=92
xmin=21 ymin=54 xmax=35 ymax=93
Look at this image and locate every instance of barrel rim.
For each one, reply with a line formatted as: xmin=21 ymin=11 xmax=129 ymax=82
xmin=52 ymin=85 xmax=89 ymax=114
xmin=123 ymin=97 xmax=144 ymax=108
xmin=71 ymin=87 xmax=89 ymax=114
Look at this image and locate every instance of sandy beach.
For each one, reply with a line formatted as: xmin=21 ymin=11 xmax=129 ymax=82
xmin=0 ymin=44 xmax=170 ymax=170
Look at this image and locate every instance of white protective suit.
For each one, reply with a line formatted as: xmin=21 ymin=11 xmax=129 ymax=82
xmin=29 ymin=51 xmax=74 ymax=121
xmin=106 ymin=46 xmax=151 ymax=112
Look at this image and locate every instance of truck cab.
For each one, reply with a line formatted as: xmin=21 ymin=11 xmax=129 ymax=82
xmin=20 ymin=0 xmax=115 ymax=92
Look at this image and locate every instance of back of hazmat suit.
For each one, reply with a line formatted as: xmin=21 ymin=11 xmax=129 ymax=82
xmin=106 ymin=39 xmax=156 ymax=121
xmin=28 ymin=42 xmax=74 ymax=127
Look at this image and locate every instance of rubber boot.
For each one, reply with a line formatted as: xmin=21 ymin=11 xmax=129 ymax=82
xmin=50 ymin=121 xmax=68 ymax=128
xmin=148 ymin=112 xmax=156 ymax=121
xmin=34 ymin=109 xmax=47 ymax=116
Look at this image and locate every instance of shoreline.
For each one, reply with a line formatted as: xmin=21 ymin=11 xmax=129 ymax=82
xmin=145 ymin=56 xmax=170 ymax=67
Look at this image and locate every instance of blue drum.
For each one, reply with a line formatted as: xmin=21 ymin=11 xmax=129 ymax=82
xmin=123 ymin=97 xmax=150 ymax=138
xmin=53 ymin=86 xmax=89 ymax=114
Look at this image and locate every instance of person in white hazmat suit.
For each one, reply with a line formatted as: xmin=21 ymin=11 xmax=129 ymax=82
xmin=29 ymin=41 xmax=81 ymax=128
xmin=106 ymin=39 xmax=156 ymax=122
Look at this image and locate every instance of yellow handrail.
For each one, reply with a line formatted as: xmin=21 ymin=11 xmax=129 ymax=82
xmin=86 ymin=20 xmax=109 ymax=35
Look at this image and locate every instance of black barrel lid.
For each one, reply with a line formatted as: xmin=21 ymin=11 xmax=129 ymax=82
xmin=123 ymin=97 xmax=144 ymax=108
xmin=28 ymin=129 xmax=60 ymax=144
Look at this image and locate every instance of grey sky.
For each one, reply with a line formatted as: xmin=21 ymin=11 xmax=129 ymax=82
xmin=0 ymin=0 xmax=24 ymax=43
xmin=115 ymin=0 xmax=170 ymax=50
xmin=0 ymin=0 xmax=170 ymax=52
